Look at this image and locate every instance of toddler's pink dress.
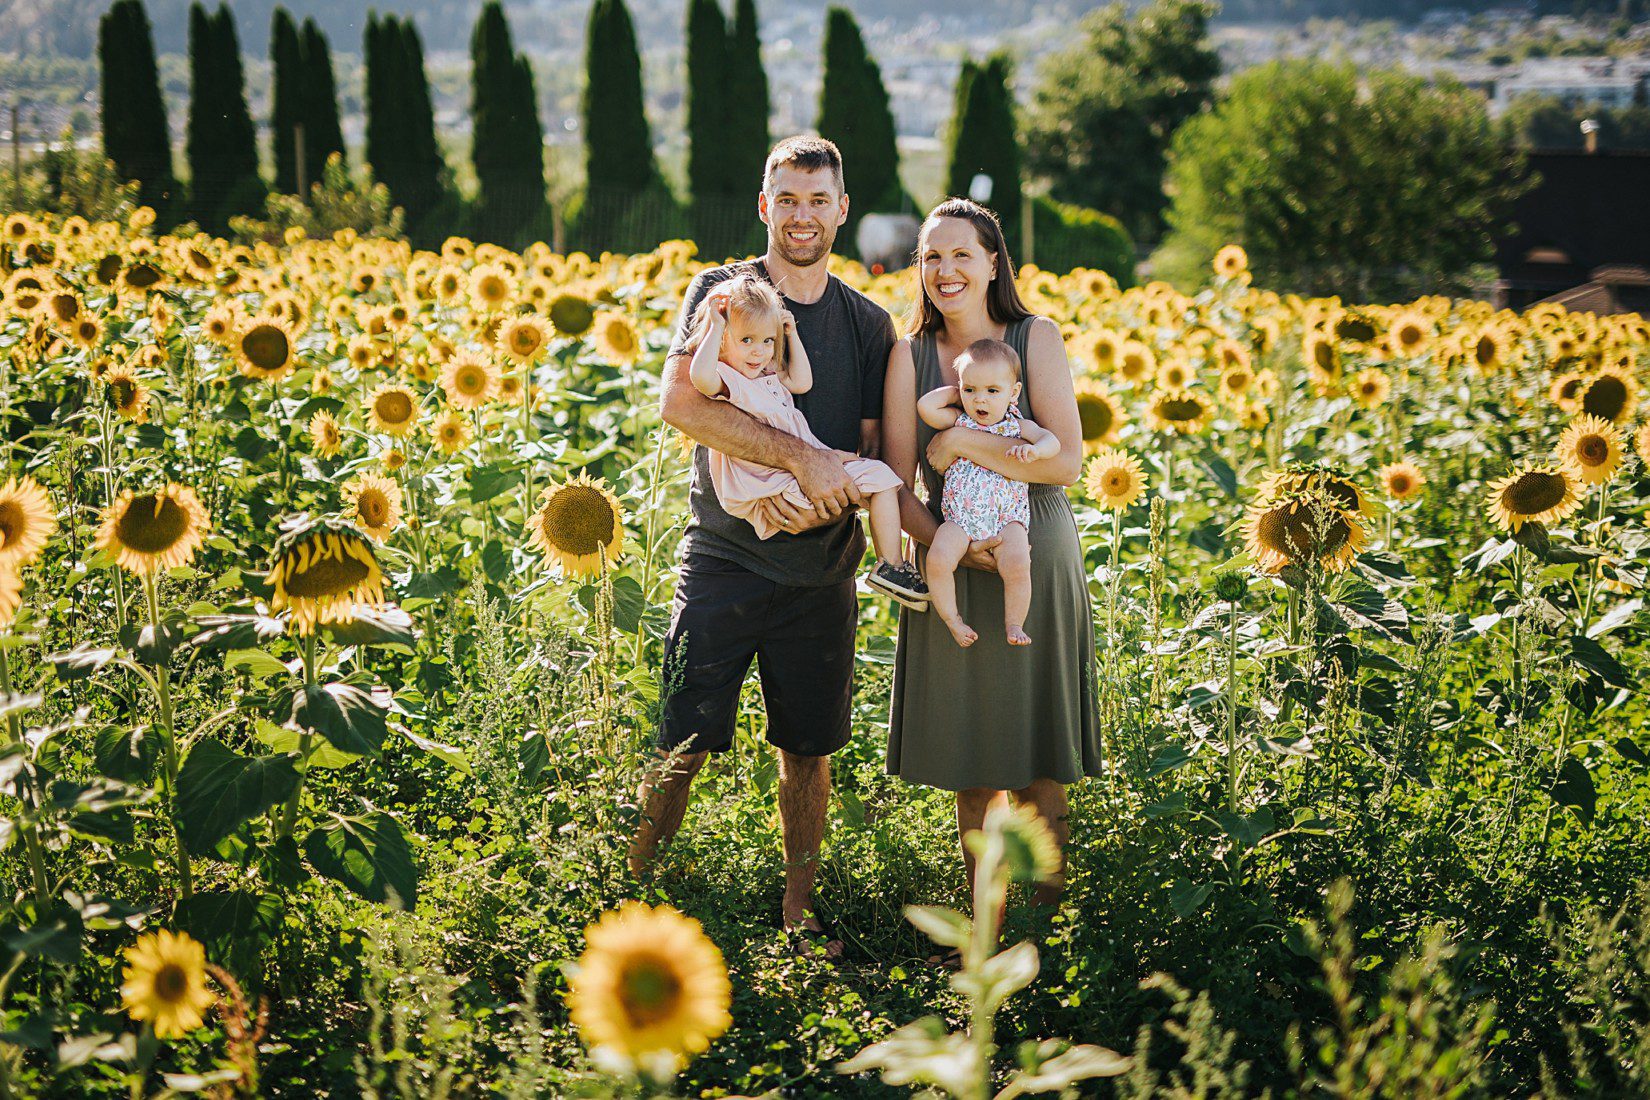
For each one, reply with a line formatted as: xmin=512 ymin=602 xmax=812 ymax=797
xmin=707 ymin=361 xmax=902 ymax=540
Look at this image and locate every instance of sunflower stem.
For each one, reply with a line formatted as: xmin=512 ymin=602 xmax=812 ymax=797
xmin=99 ymin=404 xmax=129 ymax=634
xmin=0 ymin=639 xmax=55 ymax=912
xmin=1226 ymin=596 xmax=1241 ymax=820
xmin=631 ymin=426 xmax=670 ymax=667
xmin=143 ymin=571 xmax=192 ymax=902
xmin=279 ymin=631 xmax=319 ymax=840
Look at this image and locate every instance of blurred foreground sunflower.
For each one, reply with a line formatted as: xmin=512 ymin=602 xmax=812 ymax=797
xmin=1243 ymin=490 xmax=1367 ymax=575
xmin=120 ymin=930 xmax=214 ymax=1040
xmin=1555 ymin=414 xmax=1626 ymax=486
xmin=0 ymin=566 xmax=21 ymax=628
xmin=95 ymin=485 xmax=207 ymax=575
xmin=0 ymin=476 xmax=57 ymax=569
xmin=1484 ymin=464 xmax=1582 ymax=532
xmin=1084 ymin=448 xmax=1146 ymax=511
xmin=1072 ymin=378 xmax=1123 ymax=451
xmin=268 ymin=515 xmax=387 ymax=634
xmin=567 ymin=901 xmax=732 ymax=1076
xmin=527 ymin=473 xmax=624 ymax=577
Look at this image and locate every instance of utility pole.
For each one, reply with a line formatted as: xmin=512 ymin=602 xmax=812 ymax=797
xmin=295 ymin=122 xmax=307 ymax=196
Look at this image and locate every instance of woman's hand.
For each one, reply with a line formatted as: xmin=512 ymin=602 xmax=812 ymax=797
xmin=959 ymin=536 xmax=1001 ymax=573
xmin=925 ymin=426 xmax=965 ymax=474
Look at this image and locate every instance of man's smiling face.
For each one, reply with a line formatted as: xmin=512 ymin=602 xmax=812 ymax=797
xmin=759 ymin=165 xmax=848 ymax=268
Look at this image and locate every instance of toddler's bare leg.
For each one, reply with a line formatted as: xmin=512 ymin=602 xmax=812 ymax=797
xmin=998 ymin=523 xmax=1033 ymax=645
xmin=926 ymin=523 xmax=977 ymax=647
xmin=866 ymin=488 xmax=905 ymax=565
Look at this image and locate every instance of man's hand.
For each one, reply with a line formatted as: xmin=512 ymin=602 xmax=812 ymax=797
xmin=790 ymin=446 xmax=862 ymax=521
xmin=959 ymin=536 xmax=1002 ymax=573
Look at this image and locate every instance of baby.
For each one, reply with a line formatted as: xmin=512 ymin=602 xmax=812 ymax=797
xmin=917 ymin=339 xmax=1061 ymax=647
xmin=685 ymin=273 xmax=929 ymax=609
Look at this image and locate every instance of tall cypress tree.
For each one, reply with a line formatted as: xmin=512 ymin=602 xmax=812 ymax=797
xmin=725 ymin=0 xmax=770 ymax=196
xmin=270 ymin=7 xmax=302 ymax=193
xmin=363 ymin=13 xmax=391 ymax=182
xmin=397 ymin=19 xmax=448 ymax=230
xmin=470 ymin=2 xmax=545 ymax=243
xmin=945 ymin=53 xmax=1022 ymax=250
xmin=300 ymin=19 xmax=346 ymax=184
xmin=186 ymin=3 xmax=261 ymax=230
xmin=99 ymin=0 xmax=176 ymax=214
xmin=583 ymin=0 xmax=658 ymax=194
xmin=816 ymin=6 xmax=902 ymax=249
xmin=685 ymin=0 xmax=728 ymax=200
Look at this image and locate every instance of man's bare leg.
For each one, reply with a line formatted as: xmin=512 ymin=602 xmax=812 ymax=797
xmin=778 ymin=749 xmax=841 ymax=956
xmin=628 ymin=750 xmax=708 ymax=880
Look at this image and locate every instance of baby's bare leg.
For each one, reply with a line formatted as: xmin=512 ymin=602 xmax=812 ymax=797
xmin=926 ymin=522 xmax=977 ymax=648
xmin=866 ymin=487 xmax=904 ymax=565
xmin=998 ymin=523 xmax=1033 ymax=645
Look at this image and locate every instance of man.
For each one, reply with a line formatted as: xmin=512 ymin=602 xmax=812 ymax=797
xmin=628 ymin=136 xmax=896 ymax=959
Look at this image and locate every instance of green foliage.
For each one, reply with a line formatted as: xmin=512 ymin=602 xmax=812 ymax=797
xmin=270 ymin=7 xmax=303 ymax=194
xmin=468 ymin=1 xmax=547 ymax=246
xmin=945 ymin=53 xmax=1022 ymax=255
xmin=685 ymin=0 xmax=770 ymax=260
xmin=97 ymin=0 xmax=177 ymax=217
xmin=1024 ymin=0 xmax=1219 ymax=247
xmin=1030 ymin=195 xmax=1135 ymax=283
xmin=1501 ymin=93 xmax=1650 ymax=151
xmin=367 ymin=13 xmax=450 ymax=238
xmin=184 ymin=2 xmax=264 ymax=233
xmin=9 ymin=131 xmax=140 ymax=222
xmin=300 ymin=19 xmax=347 ymax=187
xmin=1160 ymin=60 xmax=1530 ymax=299
xmin=228 ymin=153 xmax=403 ymax=244
xmin=816 ymin=5 xmax=907 ymax=252
xmin=685 ymin=0 xmax=730 ymax=202
xmin=724 ymin=0 xmax=771 ymax=201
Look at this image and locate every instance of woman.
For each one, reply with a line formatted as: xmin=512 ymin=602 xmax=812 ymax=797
xmin=884 ymin=198 xmax=1103 ymax=932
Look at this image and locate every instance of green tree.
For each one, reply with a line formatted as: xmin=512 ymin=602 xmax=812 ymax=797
xmin=98 ymin=0 xmax=176 ymax=215
xmin=300 ymin=19 xmax=346 ymax=186
xmin=186 ymin=2 xmax=263 ymax=232
xmin=363 ymin=13 xmax=394 ymax=190
xmin=469 ymin=2 xmax=546 ymax=244
xmin=725 ymin=0 xmax=770 ymax=198
xmin=1159 ymin=60 xmax=1528 ymax=298
xmin=945 ymin=53 xmax=1022 ymax=253
xmin=366 ymin=15 xmax=447 ymax=233
xmin=1500 ymin=93 xmax=1650 ymax=151
xmin=270 ymin=7 xmax=303 ymax=193
xmin=1024 ymin=0 xmax=1218 ymax=246
xmin=816 ymin=5 xmax=904 ymax=253
xmin=685 ymin=0 xmax=730 ymax=201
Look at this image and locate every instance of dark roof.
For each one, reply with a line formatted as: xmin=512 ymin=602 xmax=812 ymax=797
xmin=1537 ymin=265 xmax=1650 ymax=316
xmin=1496 ymin=150 xmax=1650 ymax=296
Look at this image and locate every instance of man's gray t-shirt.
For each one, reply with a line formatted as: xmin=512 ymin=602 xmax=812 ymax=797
xmin=668 ymin=259 xmax=896 ymax=586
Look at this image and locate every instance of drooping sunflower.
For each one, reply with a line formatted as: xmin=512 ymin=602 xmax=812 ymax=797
xmin=120 ymin=930 xmax=214 ymax=1040
xmin=235 ymin=319 xmax=297 ymax=381
xmin=1350 ymin=368 xmax=1391 ymax=410
xmin=1147 ymin=390 xmax=1212 ymax=435
xmin=1484 ymin=463 xmax=1583 ymax=532
xmin=594 ymin=312 xmax=641 ymax=365
xmin=1578 ymin=367 xmax=1639 ymax=424
xmin=45 ymin=290 xmax=82 ymax=327
xmin=1256 ymin=463 xmax=1371 ymax=517
xmin=0 ymin=476 xmax=56 ymax=569
xmin=267 ymin=515 xmax=388 ymax=635
xmin=104 ymin=363 xmax=152 ymax=423
xmin=430 ymin=408 xmax=474 ymax=455
xmin=1378 ymin=460 xmax=1426 ymax=501
xmin=439 ymin=351 xmax=500 ymax=410
xmin=1212 ymin=244 xmax=1248 ymax=281
xmin=1072 ymin=378 xmax=1124 ymax=452
xmin=1555 ymin=413 xmax=1626 ymax=486
xmin=1084 ymin=448 xmax=1146 ymax=511
xmin=527 ymin=474 xmax=625 ymax=577
xmin=567 ymin=901 xmax=732 ymax=1073
xmin=343 ymin=473 xmax=404 ymax=543
xmin=365 ymin=382 xmax=421 ymax=438
xmin=548 ymin=292 xmax=597 ymax=338
xmin=1243 ymin=490 xmax=1367 ymax=575
xmin=95 ymin=485 xmax=209 ymax=575
xmin=498 ymin=314 xmax=550 ymax=364
xmin=309 ymin=410 xmax=343 ymax=457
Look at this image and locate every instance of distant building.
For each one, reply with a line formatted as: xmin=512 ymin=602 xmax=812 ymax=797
xmin=1494 ymin=150 xmax=1650 ymax=314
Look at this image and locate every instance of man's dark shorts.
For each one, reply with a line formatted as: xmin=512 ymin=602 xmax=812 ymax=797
xmin=658 ymin=552 xmax=856 ymax=758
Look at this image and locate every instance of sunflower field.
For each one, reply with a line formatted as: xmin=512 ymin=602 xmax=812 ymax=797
xmin=1 ymin=210 xmax=1649 ymax=1098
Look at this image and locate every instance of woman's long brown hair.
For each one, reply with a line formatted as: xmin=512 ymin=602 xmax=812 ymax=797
xmin=904 ymin=198 xmax=1034 ymax=337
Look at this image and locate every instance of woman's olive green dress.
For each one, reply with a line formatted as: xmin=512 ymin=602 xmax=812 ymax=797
xmin=887 ymin=316 xmax=1104 ymax=792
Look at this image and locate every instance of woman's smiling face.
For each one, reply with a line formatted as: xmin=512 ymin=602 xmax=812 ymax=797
xmin=920 ymin=217 xmax=997 ymax=320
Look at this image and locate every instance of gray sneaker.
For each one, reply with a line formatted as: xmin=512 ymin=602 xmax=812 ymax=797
xmin=868 ymin=560 xmax=930 ymax=611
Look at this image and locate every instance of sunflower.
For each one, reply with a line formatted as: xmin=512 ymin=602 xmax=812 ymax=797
xmin=594 ymin=312 xmax=641 ymax=365
xmin=1578 ymin=367 xmax=1639 ymax=424
xmin=1217 ymin=362 xmax=1255 ymax=404
xmin=433 ymin=264 xmax=466 ymax=303
xmin=1084 ymin=448 xmax=1146 ymax=511
xmin=1388 ymin=310 xmax=1432 ymax=358
xmin=548 ymin=293 xmax=597 ymax=338
xmin=309 ymin=410 xmax=343 ymax=457
xmin=1155 ymin=358 xmax=1193 ymax=392
xmin=439 ymin=351 xmax=500 ymax=411
xmin=1378 ymin=460 xmax=1425 ymax=501
xmin=468 ymin=264 xmax=514 ymax=313
xmin=498 ymin=315 xmax=549 ymax=364
xmin=1213 ymin=244 xmax=1248 ymax=281
xmin=120 ymin=930 xmax=214 ymax=1040
xmin=1636 ymin=422 xmax=1650 ymax=468
xmin=1257 ymin=463 xmax=1371 ymax=517
xmin=1147 ymin=390 xmax=1212 ymax=435
xmin=1555 ymin=413 xmax=1626 ymax=486
xmin=430 ymin=408 xmax=474 ymax=455
xmin=1469 ymin=326 xmax=1509 ymax=375
xmin=1072 ymin=378 xmax=1124 ymax=452
xmin=1333 ymin=311 xmax=1378 ymax=347
xmin=567 ymin=901 xmax=732 ymax=1073
xmin=1088 ymin=329 xmax=1123 ymax=374
xmin=527 ymin=474 xmax=625 ymax=577
xmin=267 ymin=515 xmax=388 ymax=635
xmin=0 ymin=477 xmax=56 ymax=569
xmin=1484 ymin=464 xmax=1583 ymax=532
xmin=1116 ymin=340 xmax=1156 ymax=384
xmin=201 ymin=304 xmax=239 ymax=344
xmin=365 ymin=382 xmax=421 ymax=438
xmin=68 ymin=315 xmax=102 ymax=349
xmin=104 ymin=363 xmax=152 ymax=423
xmin=95 ymin=485 xmax=209 ymax=575
xmin=1350 ymin=368 xmax=1390 ymax=410
xmin=45 ymin=291 xmax=81 ymax=327
xmin=1238 ymin=401 xmax=1270 ymax=430
xmin=1243 ymin=490 xmax=1367 ymax=575
xmin=343 ymin=474 xmax=404 ymax=543
xmin=1303 ymin=332 xmax=1340 ymax=377
xmin=235 ymin=319 xmax=297 ymax=381
xmin=0 ymin=564 xmax=20 ymax=629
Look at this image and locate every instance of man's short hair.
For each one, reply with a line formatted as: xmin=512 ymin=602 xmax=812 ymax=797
xmin=762 ymin=136 xmax=845 ymax=196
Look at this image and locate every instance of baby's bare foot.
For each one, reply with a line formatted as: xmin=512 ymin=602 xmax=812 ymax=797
xmin=1007 ymin=625 xmax=1032 ymax=646
xmin=944 ymin=617 xmax=977 ymax=647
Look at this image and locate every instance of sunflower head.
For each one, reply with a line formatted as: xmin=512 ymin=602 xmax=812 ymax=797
xmin=1484 ymin=463 xmax=1583 ymax=533
xmin=1351 ymin=367 xmax=1391 ymax=410
xmin=527 ymin=474 xmax=624 ymax=577
xmin=468 ymin=264 xmax=515 ymax=312
xmin=549 ymin=293 xmax=597 ymax=338
xmin=1579 ymin=367 xmax=1638 ymax=425
xmin=1147 ymin=390 xmax=1212 ymax=435
xmin=1388 ymin=310 xmax=1432 ymax=357
xmin=121 ymin=930 xmax=214 ymax=1040
xmin=1556 ymin=413 xmax=1626 ymax=486
xmin=1116 ymin=340 xmax=1156 ymax=383
xmin=1083 ymin=447 xmax=1146 ymax=512
xmin=1378 ymin=460 xmax=1425 ymax=501
xmin=104 ymin=363 xmax=152 ymax=423
xmin=595 ymin=312 xmax=641 ymax=365
xmin=96 ymin=485 xmax=209 ymax=576
xmin=1213 ymin=244 xmax=1248 ymax=281
xmin=268 ymin=515 xmax=388 ymax=635
xmin=498 ymin=315 xmax=549 ymax=364
xmin=235 ymin=319 xmax=297 ymax=381
xmin=1072 ymin=378 xmax=1124 ymax=452
xmin=0 ymin=477 xmax=56 ymax=569
xmin=343 ymin=473 xmax=404 ymax=543
xmin=366 ymin=382 xmax=421 ymax=438
xmin=1257 ymin=463 xmax=1370 ymax=518
xmin=309 ymin=410 xmax=343 ymax=457
xmin=567 ymin=901 xmax=732 ymax=1075
xmin=1243 ymin=489 xmax=1367 ymax=575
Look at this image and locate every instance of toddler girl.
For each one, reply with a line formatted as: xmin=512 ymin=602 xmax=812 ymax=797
xmin=917 ymin=338 xmax=1060 ymax=646
xmin=686 ymin=274 xmax=929 ymax=608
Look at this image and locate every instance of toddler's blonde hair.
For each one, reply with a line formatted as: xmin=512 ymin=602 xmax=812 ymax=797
xmin=683 ymin=271 xmax=788 ymax=373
